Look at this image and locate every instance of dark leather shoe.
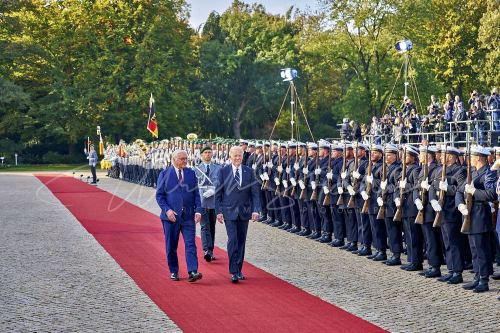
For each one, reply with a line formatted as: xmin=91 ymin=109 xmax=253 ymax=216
xmin=357 ymin=247 xmax=372 ymax=256
xmin=447 ymin=273 xmax=463 ymax=284
xmin=346 ymin=243 xmax=358 ymax=252
xmin=283 ymin=223 xmax=293 ymax=231
xmin=307 ymin=231 xmax=319 ymax=239
xmin=367 ymin=251 xmax=378 ymax=259
xmin=231 ymin=274 xmax=239 ymax=283
xmin=472 ymin=279 xmax=489 ymax=293
xmin=403 ymin=263 xmax=424 ymax=271
xmin=463 ymin=277 xmax=480 ymax=290
xmin=339 ymin=242 xmax=351 ymax=250
xmin=330 ymin=239 xmax=345 ymax=247
xmin=352 ymin=246 xmax=363 ymax=255
xmin=373 ymin=252 xmax=387 ymax=261
xmin=237 ymin=273 xmax=246 ymax=280
xmin=204 ymin=251 xmax=212 ymax=262
xmin=319 ymin=236 xmax=332 ymax=243
xmin=300 ymin=229 xmax=312 ymax=237
xmin=424 ymin=267 xmax=441 ymax=278
xmin=288 ymin=226 xmax=300 ymax=233
xmin=385 ymin=256 xmax=401 ymax=266
xmin=437 ymin=273 xmax=453 ymax=282
xmin=492 ymin=272 xmax=500 ymax=280
xmin=170 ymin=273 xmax=179 ymax=281
xmin=271 ymin=221 xmax=283 ymax=227
xmin=278 ymin=223 xmax=289 ymax=230
xmin=188 ymin=272 xmax=202 ymax=283
xmin=210 ymin=254 xmax=216 ymax=261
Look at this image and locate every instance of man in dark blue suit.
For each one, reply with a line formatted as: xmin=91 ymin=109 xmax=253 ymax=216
xmin=215 ymin=146 xmax=261 ymax=283
xmin=156 ymin=149 xmax=203 ymax=283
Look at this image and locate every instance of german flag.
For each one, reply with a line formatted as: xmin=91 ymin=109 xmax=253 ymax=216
xmin=147 ymin=94 xmax=158 ymax=138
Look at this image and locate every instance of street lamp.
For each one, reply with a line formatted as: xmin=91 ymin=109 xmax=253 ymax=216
xmin=395 ymin=39 xmax=413 ymax=99
xmin=280 ymin=68 xmax=298 ymax=82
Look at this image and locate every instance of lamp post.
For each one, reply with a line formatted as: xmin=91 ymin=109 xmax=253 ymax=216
xmin=395 ymin=39 xmax=413 ymax=100
xmin=280 ymin=68 xmax=298 ymax=141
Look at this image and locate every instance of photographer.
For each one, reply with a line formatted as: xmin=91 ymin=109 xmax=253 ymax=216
xmin=469 ymin=104 xmax=486 ymax=145
xmin=488 ymin=87 xmax=500 ymax=144
xmin=340 ymin=118 xmax=352 ymax=141
xmin=443 ymin=93 xmax=454 ymax=122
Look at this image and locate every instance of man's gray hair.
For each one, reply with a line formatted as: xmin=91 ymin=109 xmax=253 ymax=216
xmin=172 ymin=149 xmax=187 ymax=160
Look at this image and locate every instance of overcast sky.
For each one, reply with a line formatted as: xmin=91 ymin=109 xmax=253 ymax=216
xmin=186 ymin=0 xmax=320 ymax=29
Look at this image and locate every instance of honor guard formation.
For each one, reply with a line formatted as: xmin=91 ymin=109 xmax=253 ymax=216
xmin=97 ymin=136 xmax=500 ymax=297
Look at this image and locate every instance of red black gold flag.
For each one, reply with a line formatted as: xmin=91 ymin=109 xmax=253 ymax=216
xmin=147 ymin=94 xmax=158 ymax=138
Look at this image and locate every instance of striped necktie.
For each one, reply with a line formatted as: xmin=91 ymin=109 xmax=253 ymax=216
xmin=234 ymin=167 xmax=241 ymax=187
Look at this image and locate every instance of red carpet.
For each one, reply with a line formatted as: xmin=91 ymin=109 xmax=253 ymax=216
xmin=37 ymin=174 xmax=387 ymax=333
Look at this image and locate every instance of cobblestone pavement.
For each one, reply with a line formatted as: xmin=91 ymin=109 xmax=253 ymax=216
xmin=0 ymin=174 xmax=180 ymax=333
xmin=91 ymin=173 xmax=500 ymax=333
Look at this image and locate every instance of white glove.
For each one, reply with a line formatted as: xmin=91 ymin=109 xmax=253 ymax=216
xmin=294 ymin=162 xmax=300 ymax=170
xmin=84 ymin=148 xmax=87 ymax=153
xmin=282 ymin=180 xmax=288 ymax=188
xmin=337 ymin=187 xmax=344 ymax=195
xmin=394 ymin=197 xmax=401 ymax=207
xmin=430 ymin=199 xmax=442 ymax=212
xmin=381 ymin=180 xmax=387 ymax=191
xmin=290 ymin=178 xmax=297 ymax=187
xmin=285 ymin=167 xmax=291 ymax=174
xmin=259 ymin=174 xmax=265 ymax=181
xmin=277 ymin=166 xmax=283 ymax=173
xmin=314 ymin=168 xmax=321 ymax=175
xmin=299 ymin=180 xmax=305 ymax=190
xmin=323 ymin=186 xmax=330 ymax=194
xmin=326 ymin=172 xmax=333 ymax=180
xmin=92 ymin=163 xmax=96 ymax=167
xmin=366 ymin=174 xmax=373 ymax=184
xmin=225 ymin=160 xmax=231 ymax=165
xmin=489 ymin=202 xmax=495 ymax=213
xmin=361 ymin=191 xmax=369 ymax=201
xmin=465 ymin=183 xmax=476 ymax=195
xmin=302 ymin=167 xmax=308 ymax=174
xmin=267 ymin=161 xmax=273 ymax=168
xmin=458 ymin=203 xmax=468 ymax=216
xmin=439 ymin=179 xmax=448 ymax=192
xmin=347 ymin=185 xmax=355 ymax=196
xmin=252 ymin=163 xmax=257 ymax=170
xmin=341 ymin=171 xmax=347 ymax=179
xmin=414 ymin=198 xmax=423 ymax=211
xmin=263 ymin=172 xmax=269 ymax=180
xmin=274 ymin=177 xmax=280 ymax=185
xmin=420 ymin=179 xmax=430 ymax=191
xmin=202 ymin=189 xmax=215 ymax=198
xmin=311 ymin=181 xmax=317 ymax=190
xmin=353 ymin=170 xmax=361 ymax=179
xmin=377 ymin=197 xmax=384 ymax=207
xmin=399 ymin=179 xmax=407 ymax=190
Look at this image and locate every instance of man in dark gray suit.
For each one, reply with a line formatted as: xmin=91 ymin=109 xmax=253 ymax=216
xmin=215 ymin=146 xmax=261 ymax=283
xmin=194 ymin=146 xmax=221 ymax=262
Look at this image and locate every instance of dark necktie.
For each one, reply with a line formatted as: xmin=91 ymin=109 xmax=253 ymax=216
xmin=235 ymin=168 xmax=241 ymax=187
xmin=178 ymin=169 xmax=183 ymax=184
xmin=206 ymin=164 xmax=210 ymax=176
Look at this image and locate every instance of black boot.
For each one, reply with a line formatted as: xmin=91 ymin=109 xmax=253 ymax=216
xmin=385 ymin=255 xmax=401 ymax=266
xmin=357 ymin=246 xmax=372 ymax=256
xmin=437 ymin=272 xmax=453 ymax=282
xmin=463 ymin=275 xmax=480 ymax=290
xmin=472 ymin=277 xmax=489 ymax=293
xmin=367 ymin=250 xmax=378 ymax=259
xmin=319 ymin=233 xmax=332 ymax=243
xmin=346 ymin=242 xmax=358 ymax=252
xmin=373 ymin=251 xmax=387 ymax=261
xmin=447 ymin=272 xmax=463 ymax=284
xmin=330 ymin=239 xmax=345 ymax=247
xmin=424 ymin=266 xmax=441 ymax=278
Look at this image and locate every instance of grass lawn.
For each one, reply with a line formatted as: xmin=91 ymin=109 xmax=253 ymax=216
xmin=0 ymin=164 xmax=91 ymax=172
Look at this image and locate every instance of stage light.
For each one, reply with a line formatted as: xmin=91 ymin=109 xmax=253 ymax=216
xmin=280 ymin=68 xmax=298 ymax=82
xmin=395 ymin=40 xmax=413 ymax=53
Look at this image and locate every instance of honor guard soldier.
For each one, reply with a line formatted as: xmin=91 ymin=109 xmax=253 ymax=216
xmin=428 ymin=145 xmax=467 ymax=284
xmin=456 ymin=145 xmax=497 ymax=293
xmin=329 ymin=143 xmax=347 ymax=247
xmin=299 ymin=142 xmax=318 ymax=237
xmin=360 ymin=144 xmax=388 ymax=260
xmin=316 ymin=140 xmax=334 ymax=243
xmin=280 ymin=141 xmax=301 ymax=232
xmin=350 ymin=143 xmax=370 ymax=255
xmin=378 ymin=144 xmax=403 ymax=266
xmin=337 ymin=142 xmax=357 ymax=251
xmin=297 ymin=142 xmax=314 ymax=236
xmin=306 ymin=142 xmax=322 ymax=239
xmin=288 ymin=142 xmax=307 ymax=234
xmin=413 ymin=145 xmax=444 ymax=277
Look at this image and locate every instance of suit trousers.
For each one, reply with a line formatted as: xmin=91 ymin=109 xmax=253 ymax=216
xmin=289 ymin=198 xmax=301 ymax=228
xmin=360 ymin=211 xmax=372 ymax=247
xmin=201 ymin=208 xmax=216 ymax=252
xmin=468 ymin=232 xmax=493 ymax=277
xmin=385 ymin=217 xmax=403 ymax=256
xmin=298 ymin=199 xmax=309 ymax=230
xmin=344 ymin=208 xmax=358 ymax=243
xmin=318 ymin=202 xmax=333 ymax=233
xmin=403 ymin=217 xmax=423 ymax=265
xmin=369 ymin=214 xmax=387 ymax=251
xmin=260 ymin=189 xmax=268 ymax=216
xmin=90 ymin=165 xmax=97 ymax=183
xmin=441 ymin=222 xmax=464 ymax=273
xmin=225 ymin=219 xmax=249 ymax=275
xmin=421 ymin=222 xmax=444 ymax=267
xmin=331 ymin=205 xmax=346 ymax=240
xmin=265 ymin=191 xmax=275 ymax=220
xmin=279 ymin=195 xmax=292 ymax=224
xmin=307 ymin=201 xmax=320 ymax=232
xmin=161 ymin=216 xmax=198 ymax=274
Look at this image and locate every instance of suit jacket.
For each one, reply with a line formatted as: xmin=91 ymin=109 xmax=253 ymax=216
xmin=215 ymin=164 xmax=261 ymax=221
xmin=194 ymin=162 xmax=221 ymax=209
xmin=155 ymin=166 xmax=202 ymax=221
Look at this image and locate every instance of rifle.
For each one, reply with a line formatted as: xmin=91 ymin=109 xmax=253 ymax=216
xmin=376 ymin=151 xmax=387 ymax=220
xmin=290 ymin=147 xmax=301 ymax=197
xmin=261 ymin=144 xmax=268 ymax=190
xmin=282 ymin=145 xmax=291 ymax=197
xmin=336 ymin=142 xmax=348 ymax=205
xmin=433 ymin=147 xmax=448 ymax=227
xmin=361 ymin=148 xmax=374 ymax=214
xmin=347 ymin=143 xmax=359 ymax=208
xmin=275 ymin=146 xmax=283 ymax=197
xmin=415 ymin=147 xmax=429 ymax=224
xmin=299 ymin=146 xmax=309 ymax=200
xmin=461 ymin=145 xmax=472 ymax=233
xmin=322 ymin=147 xmax=332 ymax=206
xmin=393 ymin=147 xmax=407 ymax=222
xmin=310 ymin=147 xmax=320 ymax=201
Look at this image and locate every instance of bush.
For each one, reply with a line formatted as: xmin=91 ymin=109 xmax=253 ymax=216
xmin=41 ymin=151 xmax=85 ymax=164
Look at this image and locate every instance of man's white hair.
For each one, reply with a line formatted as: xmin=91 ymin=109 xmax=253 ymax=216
xmin=229 ymin=146 xmax=243 ymax=155
xmin=172 ymin=149 xmax=187 ymax=160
